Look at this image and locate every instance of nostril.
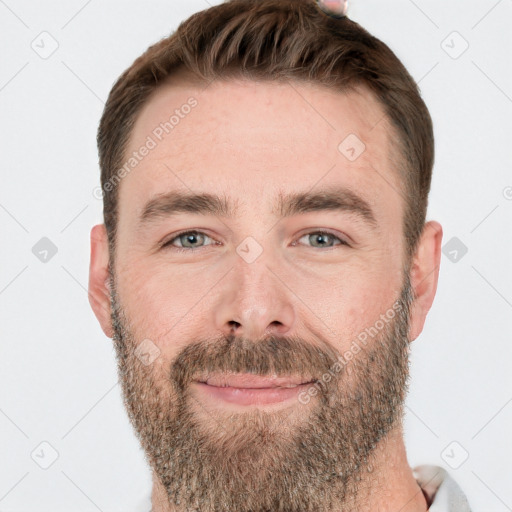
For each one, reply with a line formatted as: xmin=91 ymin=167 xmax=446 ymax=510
xmin=228 ymin=321 xmax=241 ymax=331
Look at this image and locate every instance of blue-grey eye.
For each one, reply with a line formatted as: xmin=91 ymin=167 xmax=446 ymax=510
xmin=298 ymin=231 xmax=346 ymax=248
xmin=164 ymin=231 xmax=214 ymax=250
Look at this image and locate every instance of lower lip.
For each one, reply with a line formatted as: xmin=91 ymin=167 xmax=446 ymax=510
xmin=193 ymin=382 xmax=313 ymax=406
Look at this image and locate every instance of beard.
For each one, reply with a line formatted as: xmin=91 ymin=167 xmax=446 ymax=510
xmin=109 ymin=273 xmax=414 ymax=512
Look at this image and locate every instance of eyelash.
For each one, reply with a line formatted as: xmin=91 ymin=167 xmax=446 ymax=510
xmin=161 ymin=230 xmax=350 ymax=253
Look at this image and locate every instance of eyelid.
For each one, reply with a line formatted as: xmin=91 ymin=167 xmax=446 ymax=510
xmin=294 ymin=229 xmax=350 ymax=248
xmin=161 ymin=228 xmax=351 ymax=251
xmin=161 ymin=229 xmax=217 ymax=250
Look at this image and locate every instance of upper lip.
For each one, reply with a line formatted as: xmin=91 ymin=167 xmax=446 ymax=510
xmin=196 ymin=373 xmax=315 ymax=389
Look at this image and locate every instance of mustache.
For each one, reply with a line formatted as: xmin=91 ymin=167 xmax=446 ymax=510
xmin=170 ymin=334 xmax=343 ymax=391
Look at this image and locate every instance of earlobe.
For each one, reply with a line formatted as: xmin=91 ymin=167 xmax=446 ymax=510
xmin=408 ymin=221 xmax=443 ymax=342
xmin=88 ymin=224 xmax=113 ymax=338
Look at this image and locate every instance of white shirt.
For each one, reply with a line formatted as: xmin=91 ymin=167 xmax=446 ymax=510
xmin=413 ymin=464 xmax=472 ymax=511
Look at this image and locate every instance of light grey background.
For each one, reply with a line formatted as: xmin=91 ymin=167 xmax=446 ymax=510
xmin=1 ymin=0 xmax=511 ymax=510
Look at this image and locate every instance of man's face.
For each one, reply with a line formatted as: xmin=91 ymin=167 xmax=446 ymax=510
xmin=109 ymin=79 xmax=413 ymax=510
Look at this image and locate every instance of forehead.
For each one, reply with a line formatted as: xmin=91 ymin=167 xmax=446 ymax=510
xmin=117 ymin=77 xmax=403 ymax=227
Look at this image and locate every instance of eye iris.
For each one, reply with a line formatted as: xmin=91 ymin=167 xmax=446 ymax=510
xmin=310 ymin=233 xmax=334 ymax=247
xmin=181 ymin=232 xmax=204 ymax=248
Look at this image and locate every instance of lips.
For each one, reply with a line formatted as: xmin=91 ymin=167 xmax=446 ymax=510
xmin=197 ymin=373 xmax=315 ymax=389
xmin=193 ymin=374 xmax=317 ymax=406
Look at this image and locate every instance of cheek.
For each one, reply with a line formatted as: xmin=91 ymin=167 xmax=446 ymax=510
xmin=296 ymin=259 xmax=402 ymax=349
xmin=115 ymin=258 xmax=212 ymax=352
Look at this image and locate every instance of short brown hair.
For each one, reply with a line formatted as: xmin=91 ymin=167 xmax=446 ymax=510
xmin=97 ymin=0 xmax=434 ymax=261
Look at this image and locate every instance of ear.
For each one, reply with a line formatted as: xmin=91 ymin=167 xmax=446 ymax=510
xmin=408 ymin=221 xmax=443 ymax=342
xmin=88 ymin=224 xmax=113 ymax=338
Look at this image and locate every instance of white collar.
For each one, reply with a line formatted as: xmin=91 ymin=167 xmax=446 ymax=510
xmin=413 ymin=465 xmax=472 ymax=511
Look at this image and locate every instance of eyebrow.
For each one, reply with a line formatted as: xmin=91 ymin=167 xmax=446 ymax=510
xmin=138 ymin=186 xmax=377 ymax=228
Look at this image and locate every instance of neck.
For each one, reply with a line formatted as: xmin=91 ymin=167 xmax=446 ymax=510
xmin=151 ymin=425 xmax=428 ymax=512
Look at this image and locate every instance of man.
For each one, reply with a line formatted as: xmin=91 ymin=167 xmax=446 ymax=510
xmin=88 ymin=0 xmax=472 ymax=510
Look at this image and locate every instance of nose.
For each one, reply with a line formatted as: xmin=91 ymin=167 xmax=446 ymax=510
xmin=213 ymin=254 xmax=296 ymax=341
